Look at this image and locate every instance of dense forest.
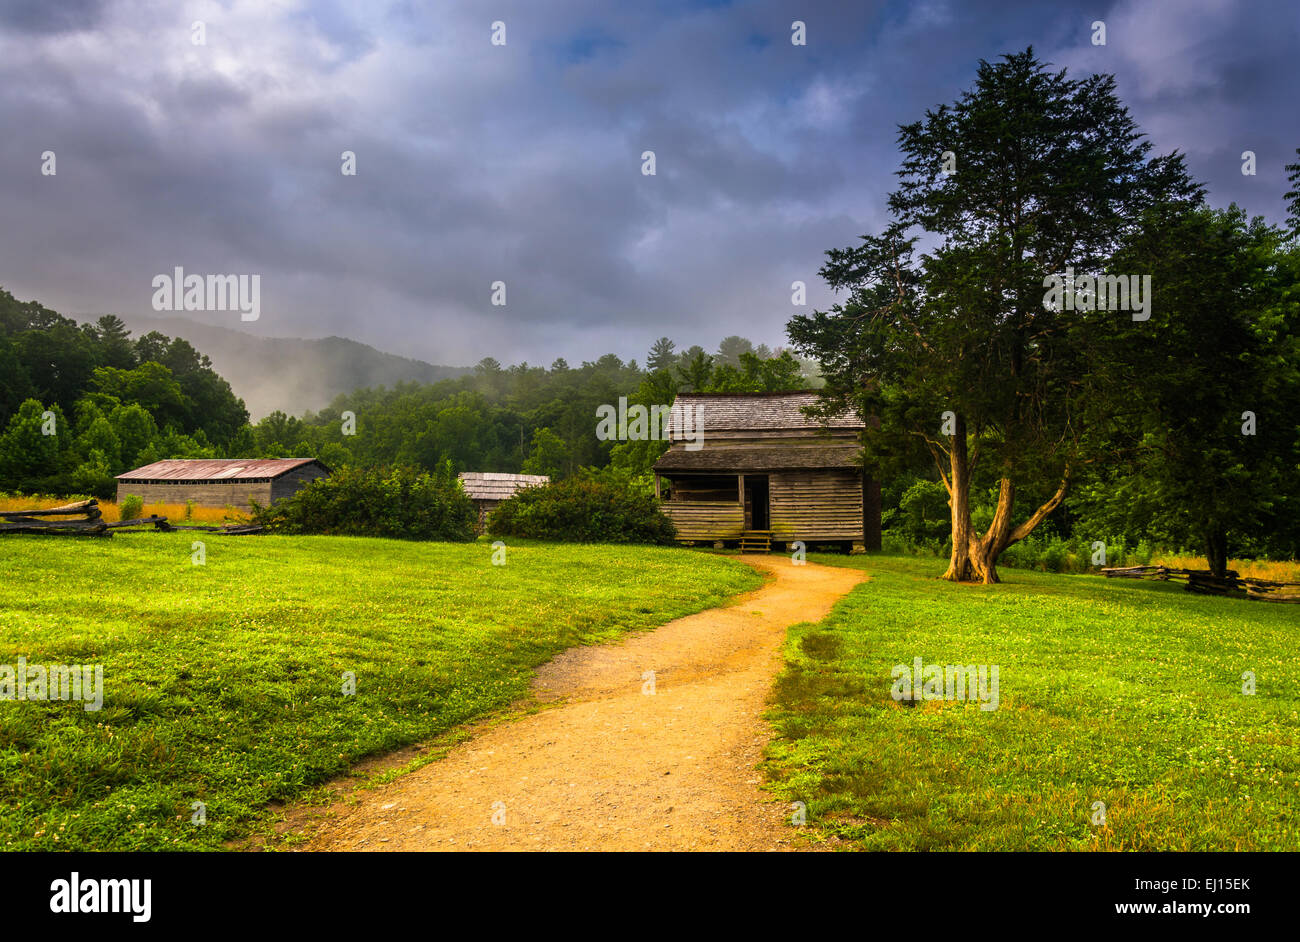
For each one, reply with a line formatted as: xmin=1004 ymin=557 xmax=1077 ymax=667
xmin=0 ymin=288 xmax=249 ymax=498
xmin=0 ymin=284 xmax=809 ymax=496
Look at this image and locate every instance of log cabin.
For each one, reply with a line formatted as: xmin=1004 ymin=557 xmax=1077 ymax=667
xmin=458 ymin=471 xmax=550 ymax=533
xmin=653 ymin=392 xmax=880 ymax=552
xmin=115 ymin=458 xmax=330 ymax=509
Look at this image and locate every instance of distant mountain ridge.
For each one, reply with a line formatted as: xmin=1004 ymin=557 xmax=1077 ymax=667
xmin=108 ymin=314 xmax=470 ymax=419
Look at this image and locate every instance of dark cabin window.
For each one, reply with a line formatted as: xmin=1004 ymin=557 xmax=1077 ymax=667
xmin=667 ymin=474 xmax=740 ymax=502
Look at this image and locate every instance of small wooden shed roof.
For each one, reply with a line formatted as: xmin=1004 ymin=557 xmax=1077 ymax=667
xmin=458 ymin=472 xmax=550 ymax=501
xmin=117 ymin=458 xmax=327 ymax=482
xmin=666 ymin=391 xmax=864 ymax=436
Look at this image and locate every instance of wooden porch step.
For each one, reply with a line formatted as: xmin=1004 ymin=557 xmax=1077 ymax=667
xmin=740 ymin=530 xmax=772 ymax=553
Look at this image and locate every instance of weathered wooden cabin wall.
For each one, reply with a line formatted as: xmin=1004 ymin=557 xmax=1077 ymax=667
xmin=472 ymin=499 xmax=501 ymax=533
xmin=768 ymin=470 xmax=863 ymax=541
xmin=664 ymin=476 xmax=738 ymax=501
xmin=661 ymin=500 xmax=745 ymax=541
xmin=659 ymin=470 xmax=876 ymax=543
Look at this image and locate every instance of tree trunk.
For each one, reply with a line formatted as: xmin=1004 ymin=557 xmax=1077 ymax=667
xmin=940 ymin=413 xmax=1071 ymax=585
xmin=966 ymin=478 xmax=1016 ymax=584
xmin=942 ymin=415 xmax=973 ymax=582
xmin=1205 ymin=528 xmax=1229 ymax=579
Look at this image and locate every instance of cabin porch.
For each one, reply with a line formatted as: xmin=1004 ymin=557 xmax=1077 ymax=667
xmin=654 ymin=470 xmax=870 ymax=550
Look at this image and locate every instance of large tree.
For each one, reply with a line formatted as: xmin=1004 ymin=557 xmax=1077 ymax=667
xmin=675 ymin=348 xmax=714 ymax=392
xmin=788 ymin=48 xmax=1202 ymax=583
xmin=706 ymin=350 xmax=805 ymax=392
xmin=715 ymin=335 xmax=755 ymax=368
xmin=92 ymin=314 xmax=136 ymax=370
xmin=1072 ymin=206 xmax=1300 ymax=574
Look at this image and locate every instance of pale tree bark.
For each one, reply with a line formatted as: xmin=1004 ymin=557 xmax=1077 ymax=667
xmin=939 ymin=412 xmax=1071 ymax=584
xmin=940 ymin=414 xmax=972 ymax=581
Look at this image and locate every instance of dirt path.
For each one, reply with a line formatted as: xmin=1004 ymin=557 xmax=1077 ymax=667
xmin=299 ymin=554 xmax=866 ymax=851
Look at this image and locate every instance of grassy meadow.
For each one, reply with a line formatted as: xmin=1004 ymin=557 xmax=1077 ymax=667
xmin=0 ymin=532 xmax=762 ymax=850
xmin=764 ymin=554 xmax=1300 ymax=850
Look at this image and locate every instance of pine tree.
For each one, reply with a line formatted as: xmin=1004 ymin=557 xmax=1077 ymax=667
xmin=646 ymin=337 xmax=676 ymax=373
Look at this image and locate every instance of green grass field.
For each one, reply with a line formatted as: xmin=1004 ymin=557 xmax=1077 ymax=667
xmin=764 ymin=554 xmax=1300 ymax=850
xmin=7 ymin=535 xmax=1296 ymax=852
xmin=0 ymin=533 xmax=762 ymax=850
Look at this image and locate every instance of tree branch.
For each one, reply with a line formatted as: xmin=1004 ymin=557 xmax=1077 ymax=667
xmin=1007 ymin=465 xmax=1072 ymax=544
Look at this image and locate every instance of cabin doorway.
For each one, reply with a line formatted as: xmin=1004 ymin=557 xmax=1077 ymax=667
xmin=743 ymin=475 xmax=769 ymax=530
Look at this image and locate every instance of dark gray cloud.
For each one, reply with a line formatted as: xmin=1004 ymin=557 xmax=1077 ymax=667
xmin=0 ymin=0 xmax=1296 ymax=370
xmin=0 ymin=0 xmax=107 ymax=35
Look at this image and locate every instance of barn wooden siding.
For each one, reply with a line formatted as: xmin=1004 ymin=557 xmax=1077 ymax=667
xmin=270 ymin=463 xmax=331 ymax=501
xmin=115 ymin=459 xmax=330 ymax=510
xmin=115 ymin=480 xmax=273 ymax=508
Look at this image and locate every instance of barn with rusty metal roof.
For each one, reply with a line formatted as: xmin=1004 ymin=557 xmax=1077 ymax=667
xmin=115 ymin=458 xmax=330 ymax=509
xmin=652 ymin=392 xmax=878 ymax=552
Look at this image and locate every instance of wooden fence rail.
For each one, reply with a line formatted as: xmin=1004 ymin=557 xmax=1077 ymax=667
xmin=1101 ymin=565 xmax=1300 ymax=603
xmin=0 ymin=500 xmax=264 ymax=538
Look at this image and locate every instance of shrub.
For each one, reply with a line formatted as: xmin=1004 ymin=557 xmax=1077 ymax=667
xmin=252 ymin=465 xmax=475 ymax=541
xmin=487 ymin=477 xmax=676 ymax=545
xmin=999 ymin=533 xmax=1065 ymax=572
xmin=885 ymin=479 xmax=952 ymax=547
xmin=881 ymin=530 xmax=947 ymax=557
xmin=118 ymin=494 xmax=144 ymax=522
xmin=68 ymin=460 xmax=118 ymax=501
xmin=1040 ymin=538 xmax=1068 ymax=573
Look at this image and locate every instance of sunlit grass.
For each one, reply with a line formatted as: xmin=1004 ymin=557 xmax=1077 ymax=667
xmin=0 ymin=533 xmax=761 ymax=850
xmin=764 ymin=554 xmax=1300 ymax=851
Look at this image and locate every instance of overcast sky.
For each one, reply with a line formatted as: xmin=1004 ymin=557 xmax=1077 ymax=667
xmin=1 ymin=0 xmax=1296 ymax=368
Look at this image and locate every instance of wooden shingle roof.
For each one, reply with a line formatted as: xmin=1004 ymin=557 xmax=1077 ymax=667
xmin=666 ymin=391 xmax=863 ymax=434
xmin=655 ymin=444 xmax=861 ymax=472
xmin=655 ymin=392 xmax=864 ymax=474
xmin=458 ymin=472 xmax=550 ymax=501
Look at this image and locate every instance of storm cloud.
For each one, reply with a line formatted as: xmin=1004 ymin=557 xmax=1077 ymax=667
xmin=1 ymin=0 xmax=1296 ymax=367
